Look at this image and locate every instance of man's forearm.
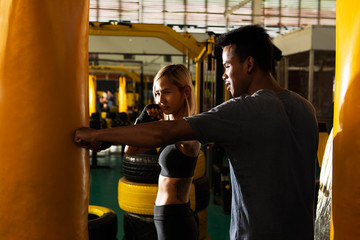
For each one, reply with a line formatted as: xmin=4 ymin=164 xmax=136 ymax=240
xmin=94 ymin=119 xmax=197 ymax=148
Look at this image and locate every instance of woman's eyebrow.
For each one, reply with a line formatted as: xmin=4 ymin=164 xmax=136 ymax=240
xmin=155 ymin=88 xmax=170 ymax=93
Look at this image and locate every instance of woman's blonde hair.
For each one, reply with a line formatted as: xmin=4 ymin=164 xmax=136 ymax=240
xmin=153 ymin=64 xmax=197 ymax=116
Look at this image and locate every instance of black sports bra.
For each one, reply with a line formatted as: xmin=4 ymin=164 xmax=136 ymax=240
xmin=158 ymin=144 xmax=198 ymax=178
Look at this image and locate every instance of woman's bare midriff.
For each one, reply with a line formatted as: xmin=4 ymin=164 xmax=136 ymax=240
xmin=155 ymin=175 xmax=193 ymax=206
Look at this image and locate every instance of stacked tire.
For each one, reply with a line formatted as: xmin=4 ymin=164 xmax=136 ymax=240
xmin=88 ymin=205 xmax=118 ymax=240
xmin=118 ymin=149 xmax=210 ymax=240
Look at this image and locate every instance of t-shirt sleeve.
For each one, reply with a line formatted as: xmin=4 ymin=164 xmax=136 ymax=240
xmin=185 ymin=99 xmax=249 ymax=146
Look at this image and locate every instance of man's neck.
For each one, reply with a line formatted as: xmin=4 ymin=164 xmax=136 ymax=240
xmin=248 ymin=72 xmax=284 ymax=95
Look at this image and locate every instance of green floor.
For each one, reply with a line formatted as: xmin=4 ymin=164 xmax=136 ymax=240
xmin=89 ymin=147 xmax=231 ymax=240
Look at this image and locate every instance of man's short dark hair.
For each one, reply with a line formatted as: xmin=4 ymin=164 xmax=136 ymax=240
xmin=216 ymin=25 xmax=273 ymax=72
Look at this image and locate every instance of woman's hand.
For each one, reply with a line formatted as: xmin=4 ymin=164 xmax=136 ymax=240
xmin=146 ymin=106 xmax=164 ymax=120
xmin=135 ymin=104 xmax=163 ymax=124
xmin=74 ymin=127 xmax=102 ymax=151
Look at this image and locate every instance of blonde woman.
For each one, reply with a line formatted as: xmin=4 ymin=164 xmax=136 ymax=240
xmin=76 ymin=64 xmax=200 ymax=239
xmin=126 ymin=64 xmax=200 ymax=240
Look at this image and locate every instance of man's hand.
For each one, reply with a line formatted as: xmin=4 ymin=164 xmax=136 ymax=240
xmin=74 ymin=127 xmax=102 ymax=151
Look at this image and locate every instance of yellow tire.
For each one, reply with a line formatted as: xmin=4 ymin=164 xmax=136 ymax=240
xmin=118 ymin=177 xmax=196 ymax=215
xmin=88 ymin=205 xmax=115 ymax=216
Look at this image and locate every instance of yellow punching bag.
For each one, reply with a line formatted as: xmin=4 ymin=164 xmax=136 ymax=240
xmin=332 ymin=1 xmax=360 ymax=239
xmin=89 ymin=75 xmax=97 ymax=116
xmin=119 ymin=76 xmax=127 ymax=112
xmin=0 ymin=1 xmax=89 ymax=240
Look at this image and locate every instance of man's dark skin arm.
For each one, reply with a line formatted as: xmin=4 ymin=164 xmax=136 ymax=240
xmin=74 ymin=119 xmax=198 ymax=151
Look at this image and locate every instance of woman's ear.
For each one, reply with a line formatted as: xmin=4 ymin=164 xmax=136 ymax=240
xmin=184 ymin=85 xmax=191 ymax=98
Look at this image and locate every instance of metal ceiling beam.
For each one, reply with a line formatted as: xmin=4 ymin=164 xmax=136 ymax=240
xmin=252 ymin=0 xmax=262 ymax=24
xmin=89 ymin=22 xmax=204 ymax=60
xmin=89 ymin=65 xmax=141 ymax=82
xmin=224 ymin=0 xmax=252 ymax=17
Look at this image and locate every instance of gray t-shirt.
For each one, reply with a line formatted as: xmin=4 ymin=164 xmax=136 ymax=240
xmin=186 ymin=89 xmax=318 ymax=240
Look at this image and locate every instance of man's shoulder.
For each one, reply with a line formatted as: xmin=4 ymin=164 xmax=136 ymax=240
xmin=278 ymin=90 xmax=314 ymax=109
xmin=278 ymin=90 xmax=318 ymax=127
xmin=279 ymin=89 xmax=307 ymax=102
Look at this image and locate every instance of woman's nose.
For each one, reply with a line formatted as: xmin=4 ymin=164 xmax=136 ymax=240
xmin=158 ymin=94 xmax=165 ymax=103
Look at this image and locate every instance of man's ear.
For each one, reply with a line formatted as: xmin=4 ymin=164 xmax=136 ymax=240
xmin=246 ymin=56 xmax=255 ymax=73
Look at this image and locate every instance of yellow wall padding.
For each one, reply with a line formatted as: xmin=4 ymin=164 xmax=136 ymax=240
xmin=0 ymin=1 xmax=89 ymax=239
xmin=318 ymin=132 xmax=329 ymax=167
xmin=119 ymin=76 xmax=127 ymax=112
xmin=89 ymin=75 xmax=97 ymax=116
xmin=118 ymin=177 xmax=196 ymax=215
xmin=315 ymin=129 xmax=333 ymax=238
xmin=332 ymin=1 xmax=360 ymax=239
xmin=193 ymin=150 xmax=206 ymax=180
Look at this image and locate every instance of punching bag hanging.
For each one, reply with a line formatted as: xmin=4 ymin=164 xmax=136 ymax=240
xmin=332 ymin=1 xmax=360 ymax=239
xmin=0 ymin=1 xmax=89 ymax=240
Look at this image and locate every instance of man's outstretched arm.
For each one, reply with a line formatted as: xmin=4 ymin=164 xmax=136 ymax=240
xmin=74 ymin=119 xmax=198 ymax=151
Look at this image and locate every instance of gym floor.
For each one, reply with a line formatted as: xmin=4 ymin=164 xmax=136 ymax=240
xmin=89 ymin=146 xmax=231 ymax=240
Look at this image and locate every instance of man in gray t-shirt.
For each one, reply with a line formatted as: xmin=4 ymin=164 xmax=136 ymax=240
xmin=75 ymin=25 xmax=318 ymax=240
xmin=184 ymin=26 xmax=317 ymax=239
xmin=186 ymin=89 xmax=318 ymax=239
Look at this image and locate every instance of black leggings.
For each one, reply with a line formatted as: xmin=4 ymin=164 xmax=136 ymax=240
xmin=154 ymin=202 xmax=198 ymax=240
